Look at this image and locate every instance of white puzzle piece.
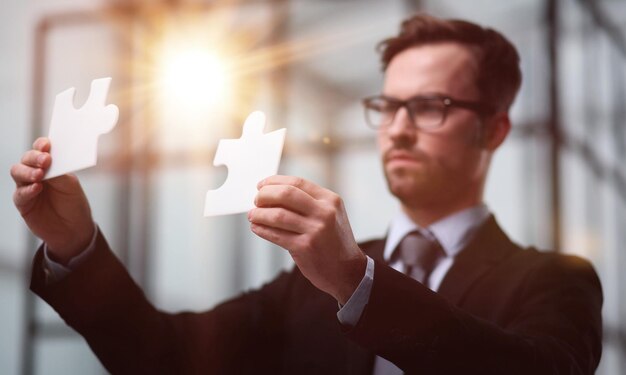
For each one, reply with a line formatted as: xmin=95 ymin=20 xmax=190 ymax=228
xmin=44 ymin=77 xmax=119 ymax=180
xmin=204 ymin=111 xmax=286 ymax=216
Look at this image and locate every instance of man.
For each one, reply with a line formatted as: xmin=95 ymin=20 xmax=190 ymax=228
xmin=12 ymin=14 xmax=602 ymax=374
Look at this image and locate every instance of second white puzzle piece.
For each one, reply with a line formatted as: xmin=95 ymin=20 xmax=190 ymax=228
xmin=45 ymin=77 xmax=119 ymax=180
xmin=204 ymin=111 xmax=286 ymax=216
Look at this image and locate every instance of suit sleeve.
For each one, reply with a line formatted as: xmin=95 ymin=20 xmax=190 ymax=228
xmin=344 ymin=257 xmax=603 ymax=375
xmin=30 ymin=230 xmax=291 ymax=374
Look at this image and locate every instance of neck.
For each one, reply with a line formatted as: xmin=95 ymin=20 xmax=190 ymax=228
xmin=401 ymin=194 xmax=483 ymax=228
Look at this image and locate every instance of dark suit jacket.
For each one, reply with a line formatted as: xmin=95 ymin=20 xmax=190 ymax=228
xmin=30 ymin=216 xmax=602 ymax=374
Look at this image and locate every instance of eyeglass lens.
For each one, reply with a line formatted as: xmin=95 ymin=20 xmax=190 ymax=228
xmin=365 ymin=97 xmax=446 ymax=129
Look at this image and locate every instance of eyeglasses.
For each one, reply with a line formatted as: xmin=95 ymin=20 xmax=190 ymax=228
xmin=362 ymin=94 xmax=494 ymax=130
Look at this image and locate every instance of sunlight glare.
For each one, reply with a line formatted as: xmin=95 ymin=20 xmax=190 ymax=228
xmin=159 ymin=48 xmax=230 ymax=117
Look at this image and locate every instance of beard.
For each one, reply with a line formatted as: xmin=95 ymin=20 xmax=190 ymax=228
xmin=383 ymin=162 xmax=445 ymax=209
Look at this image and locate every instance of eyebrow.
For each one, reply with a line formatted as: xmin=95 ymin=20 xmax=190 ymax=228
xmin=381 ymin=91 xmax=453 ymax=100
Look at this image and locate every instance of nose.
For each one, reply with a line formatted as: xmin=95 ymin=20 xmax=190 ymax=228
xmin=386 ymin=106 xmax=417 ymax=145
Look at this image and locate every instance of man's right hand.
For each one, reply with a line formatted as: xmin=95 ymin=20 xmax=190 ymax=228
xmin=10 ymin=137 xmax=94 ymax=264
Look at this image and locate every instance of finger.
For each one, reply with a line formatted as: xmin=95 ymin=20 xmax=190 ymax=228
xmin=10 ymin=163 xmax=44 ymax=187
xmin=255 ymin=184 xmax=317 ymax=215
xmin=249 ymin=207 xmax=310 ymax=234
xmin=13 ymin=183 xmax=42 ymax=210
xmin=33 ymin=137 xmax=51 ymax=152
xmin=250 ymin=222 xmax=298 ymax=250
xmin=258 ymin=175 xmax=329 ymax=200
xmin=20 ymin=150 xmax=50 ymax=169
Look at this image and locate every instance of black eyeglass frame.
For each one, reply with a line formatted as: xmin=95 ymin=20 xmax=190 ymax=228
xmin=362 ymin=94 xmax=496 ymax=130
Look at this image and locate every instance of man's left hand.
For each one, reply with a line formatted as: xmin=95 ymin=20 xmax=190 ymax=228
xmin=249 ymin=175 xmax=367 ymax=304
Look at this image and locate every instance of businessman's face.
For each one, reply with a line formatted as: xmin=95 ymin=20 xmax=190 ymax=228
xmin=377 ymin=42 xmax=493 ymax=220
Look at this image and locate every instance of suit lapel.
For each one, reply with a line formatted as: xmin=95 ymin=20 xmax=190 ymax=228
xmin=363 ymin=238 xmax=385 ymax=263
xmin=436 ymin=216 xmax=517 ymax=306
xmin=348 ymin=219 xmax=517 ymax=372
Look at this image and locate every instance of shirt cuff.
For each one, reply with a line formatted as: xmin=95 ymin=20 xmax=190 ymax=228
xmin=42 ymin=223 xmax=99 ymax=284
xmin=336 ymin=255 xmax=375 ymax=327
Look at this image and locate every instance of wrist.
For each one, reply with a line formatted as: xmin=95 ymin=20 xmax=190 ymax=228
xmin=46 ymin=246 xmax=81 ymax=266
xmin=335 ymin=252 xmax=368 ymax=305
xmin=47 ymin=226 xmax=96 ymax=265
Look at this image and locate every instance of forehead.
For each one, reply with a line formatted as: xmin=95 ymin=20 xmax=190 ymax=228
xmin=382 ymin=42 xmax=480 ymax=99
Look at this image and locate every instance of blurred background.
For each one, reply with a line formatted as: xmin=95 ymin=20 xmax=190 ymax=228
xmin=0 ymin=0 xmax=625 ymax=373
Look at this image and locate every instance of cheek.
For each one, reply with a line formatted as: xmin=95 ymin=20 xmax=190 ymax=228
xmin=421 ymin=132 xmax=481 ymax=173
xmin=431 ymin=115 xmax=481 ymax=151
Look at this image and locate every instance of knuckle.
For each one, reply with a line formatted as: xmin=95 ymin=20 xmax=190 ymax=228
xmin=9 ymin=164 xmax=19 ymax=178
xmin=10 ymin=164 xmax=30 ymax=182
xmin=272 ymin=209 xmax=286 ymax=222
xmin=14 ymin=186 xmax=30 ymax=205
xmin=291 ymin=177 xmax=304 ymax=188
xmin=329 ymin=193 xmax=342 ymax=208
xmin=254 ymin=193 xmax=264 ymax=207
xmin=299 ymin=236 xmax=314 ymax=252
xmin=258 ymin=189 xmax=274 ymax=206
xmin=20 ymin=152 xmax=29 ymax=164
xmin=281 ymin=186 xmax=296 ymax=201
xmin=321 ymin=205 xmax=336 ymax=221
xmin=312 ymin=221 xmax=326 ymax=236
xmin=22 ymin=150 xmax=39 ymax=165
xmin=33 ymin=137 xmax=47 ymax=150
xmin=248 ymin=209 xmax=258 ymax=222
xmin=252 ymin=223 xmax=266 ymax=236
xmin=268 ymin=230 xmax=281 ymax=244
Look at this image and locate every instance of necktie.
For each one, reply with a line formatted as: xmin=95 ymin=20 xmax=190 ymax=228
xmin=397 ymin=231 xmax=445 ymax=287
xmin=372 ymin=231 xmax=445 ymax=375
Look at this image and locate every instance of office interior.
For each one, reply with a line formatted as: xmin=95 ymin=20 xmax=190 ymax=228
xmin=0 ymin=0 xmax=624 ymax=373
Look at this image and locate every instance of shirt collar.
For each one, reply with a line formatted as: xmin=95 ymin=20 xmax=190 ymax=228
xmin=383 ymin=204 xmax=491 ymax=261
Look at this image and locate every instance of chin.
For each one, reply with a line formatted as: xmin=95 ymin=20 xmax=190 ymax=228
xmin=387 ymin=172 xmax=426 ymax=200
xmin=385 ymin=166 xmax=442 ymax=203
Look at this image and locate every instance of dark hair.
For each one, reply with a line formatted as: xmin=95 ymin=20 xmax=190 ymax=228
xmin=379 ymin=14 xmax=522 ymax=112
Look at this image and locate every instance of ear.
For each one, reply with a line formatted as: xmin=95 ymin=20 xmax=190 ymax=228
xmin=481 ymin=112 xmax=511 ymax=151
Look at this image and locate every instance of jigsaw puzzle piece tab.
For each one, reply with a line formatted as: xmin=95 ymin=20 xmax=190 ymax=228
xmin=204 ymin=111 xmax=286 ymax=216
xmin=45 ymin=77 xmax=119 ymax=180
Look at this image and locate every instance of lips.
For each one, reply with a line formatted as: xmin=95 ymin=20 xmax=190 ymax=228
xmin=385 ymin=150 xmax=423 ymax=164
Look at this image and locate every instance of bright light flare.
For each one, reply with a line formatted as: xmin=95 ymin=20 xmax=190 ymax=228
xmin=154 ymin=43 xmax=236 ymax=151
xmin=158 ymin=47 xmax=231 ymax=117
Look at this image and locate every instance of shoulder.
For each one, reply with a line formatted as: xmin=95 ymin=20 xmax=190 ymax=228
xmin=509 ymin=247 xmax=603 ymax=302
xmin=513 ymin=247 xmax=599 ymax=277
